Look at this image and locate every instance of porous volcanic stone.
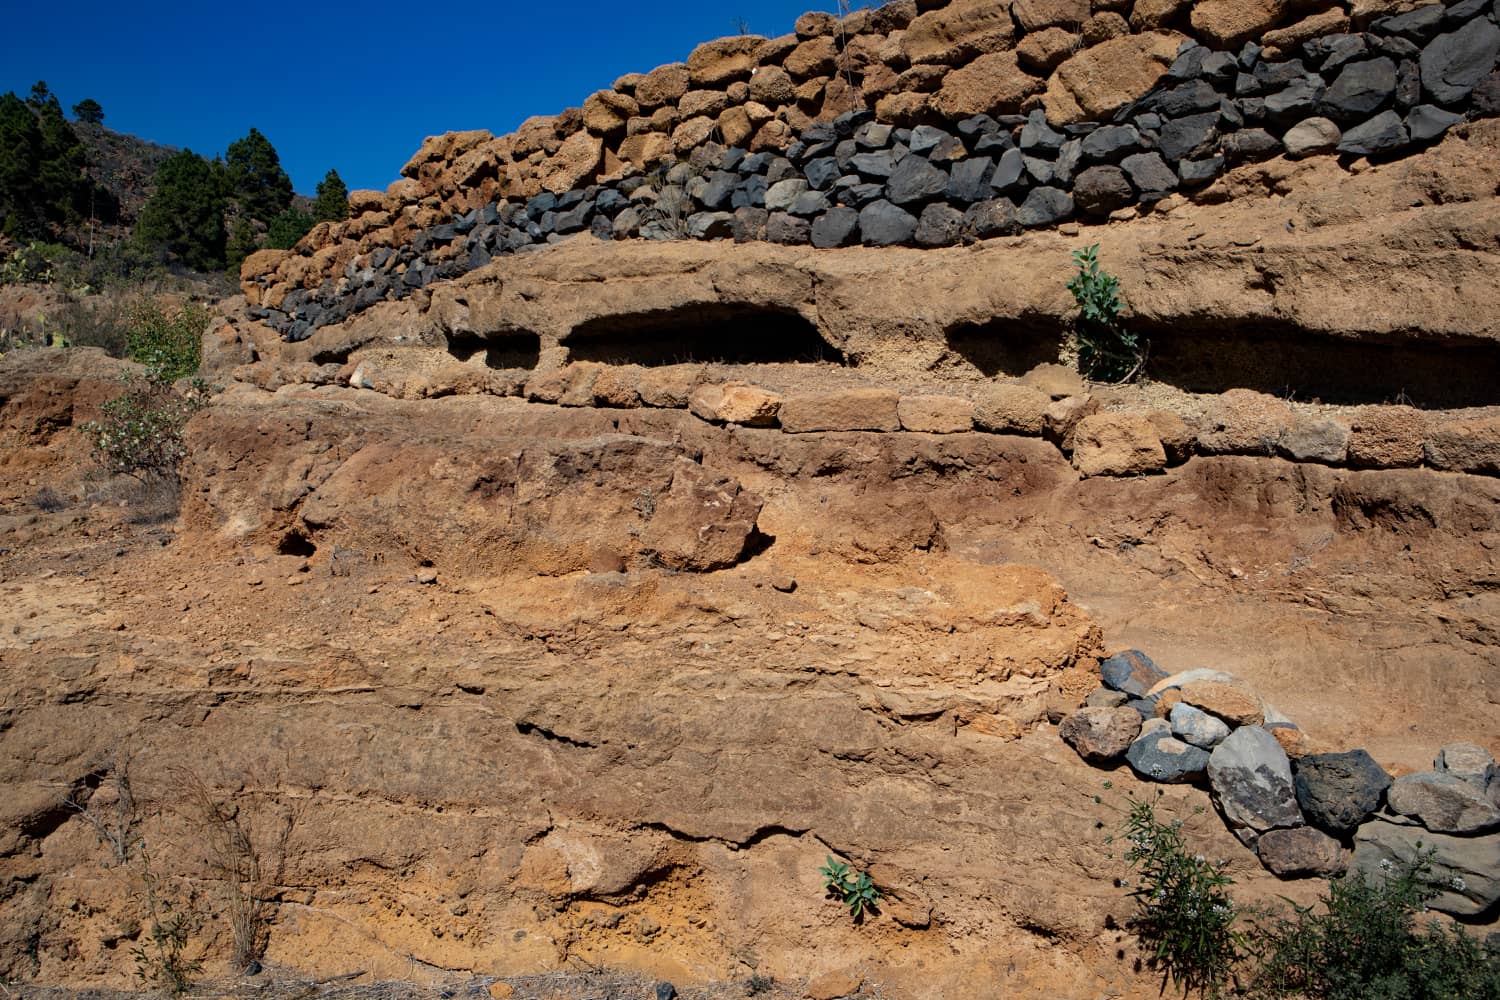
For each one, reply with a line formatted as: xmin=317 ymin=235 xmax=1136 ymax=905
xmin=780 ymin=388 xmax=901 ymax=433
xmin=1208 ymin=726 xmax=1303 ymax=832
xmin=1294 ymin=749 xmax=1391 ymax=835
xmin=1071 ymin=412 xmax=1167 ymax=476
xmin=914 ymin=203 xmax=966 ymax=246
xmin=1073 ymin=165 xmax=1135 ymax=217
xmin=1353 ymin=819 xmax=1500 ymax=917
xmin=1060 ymin=706 xmax=1143 ymax=762
xmin=973 ymin=383 xmax=1049 ymax=434
xmin=1257 ymin=826 xmax=1348 ymax=878
xmin=1387 ymin=771 xmax=1500 ymax=834
xmin=898 ymin=394 xmax=974 ymax=432
xmin=1158 ymin=112 xmax=1220 ymax=161
xmin=1179 ymin=679 xmax=1264 ymax=727
xmin=1100 ymin=649 xmax=1168 ymax=697
xmin=962 ymin=198 xmax=1020 ymax=239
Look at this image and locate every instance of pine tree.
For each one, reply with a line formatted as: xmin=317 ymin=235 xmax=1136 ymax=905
xmin=35 ymin=96 xmax=88 ymax=226
xmin=0 ymin=92 xmax=44 ymax=237
xmin=313 ymin=168 xmax=349 ymax=223
xmin=135 ymin=150 xmax=228 ymax=272
xmin=225 ymin=215 xmax=258 ymax=273
xmin=72 ymin=98 xmax=104 ymax=125
xmin=266 ymin=208 xmax=314 ymax=250
xmin=224 ymin=127 xmax=293 ymax=227
xmin=27 ymin=81 xmax=50 ymax=108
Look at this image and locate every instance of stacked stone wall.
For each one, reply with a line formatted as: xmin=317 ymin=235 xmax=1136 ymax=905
xmin=240 ymin=0 xmax=1500 ymax=343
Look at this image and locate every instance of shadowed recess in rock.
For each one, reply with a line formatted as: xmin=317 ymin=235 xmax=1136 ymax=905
xmin=565 ymin=304 xmax=845 ymax=367
xmin=444 ymin=330 xmax=543 ymax=370
xmin=1143 ymin=322 xmax=1500 ymax=408
xmin=942 ymin=316 xmax=1066 ymax=378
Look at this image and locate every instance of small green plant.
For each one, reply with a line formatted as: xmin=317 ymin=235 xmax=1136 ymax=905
xmin=819 ymin=855 xmax=881 ymax=920
xmin=124 ymin=298 xmax=210 ymax=381
xmin=0 ymin=240 xmax=68 ymax=285
xmin=83 ymin=368 xmax=209 ymax=483
xmin=1066 ymin=244 xmax=1143 ymax=383
xmin=1108 ymin=788 xmax=1240 ymax=998
xmin=746 ymin=972 xmax=775 ymax=995
xmin=1247 ymin=853 xmax=1500 ymax=1000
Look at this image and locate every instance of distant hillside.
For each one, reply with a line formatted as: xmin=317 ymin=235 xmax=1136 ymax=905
xmin=70 ymin=121 xmax=178 ymax=231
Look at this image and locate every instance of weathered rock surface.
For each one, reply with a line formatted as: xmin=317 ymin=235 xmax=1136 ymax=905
xmin=1127 ymin=719 xmax=1212 ymax=783
xmin=1257 ymin=826 xmax=1347 ymax=878
xmin=1387 ymin=771 xmax=1500 ymax=834
xmin=1100 ymin=649 xmax=1168 ymax=697
xmin=1354 ymin=820 xmax=1500 ymax=917
xmin=1061 ymin=706 xmax=1143 ymax=762
xmin=1293 ymin=750 xmax=1391 ymax=835
xmin=1208 ymin=727 xmax=1303 ymax=832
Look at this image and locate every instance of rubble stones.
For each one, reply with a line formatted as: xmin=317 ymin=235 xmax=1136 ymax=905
xmin=1293 ymin=749 xmax=1391 ymax=835
xmin=1208 ymin=726 xmax=1303 ymax=832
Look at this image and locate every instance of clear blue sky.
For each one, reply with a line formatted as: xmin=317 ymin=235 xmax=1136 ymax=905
xmin=2 ymin=1 xmax=821 ymax=196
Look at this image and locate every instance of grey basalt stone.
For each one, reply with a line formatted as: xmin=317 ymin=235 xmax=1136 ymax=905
xmin=1019 ymin=109 xmax=1065 ymax=152
xmin=1336 ymin=110 xmax=1409 ymax=156
xmin=1100 ymin=649 xmax=1168 ymax=697
xmin=858 ymin=199 xmax=918 ymax=246
xmin=1170 ymin=702 xmax=1231 ymax=749
xmin=1436 ymin=741 xmax=1497 ymax=789
xmin=886 ymin=155 xmax=950 ymax=205
xmin=1388 ymin=771 xmax=1500 ymax=833
xmin=991 ymin=147 xmax=1026 ymax=191
xmin=1208 ymin=726 xmax=1303 ymax=832
xmin=1155 ymin=80 xmax=1222 ymax=118
xmin=1016 ymin=186 xmax=1073 ymax=227
xmin=1158 ymin=112 xmax=1220 ymax=161
xmin=1121 ymin=152 xmax=1178 ymax=197
xmin=810 ymin=206 xmax=860 ymax=248
xmin=765 ymin=212 xmax=811 ymax=245
xmin=850 ymin=150 xmax=898 ymax=178
xmin=1257 ymin=826 xmax=1348 ymax=878
xmin=803 ymin=157 xmax=841 ymax=191
xmin=1406 ymin=103 xmax=1464 ymax=143
xmin=1321 ymin=58 xmax=1398 ymax=120
xmin=1420 ymin=21 xmax=1500 ymax=104
xmin=1222 ymin=128 xmax=1282 ymax=162
xmin=946 ymin=157 xmax=996 ymax=203
xmin=1127 ymin=720 xmax=1212 ymax=783
xmin=1264 ymin=76 xmax=1325 ymax=122
xmin=764 ymin=178 xmax=809 ymax=211
xmin=1080 ymin=124 xmax=1141 ymax=162
xmin=1375 ymin=3 xmax=1446 ymax=43
xmin=1353 ymin=818 xmax=1500 ymax=916
xmin=1293 ymin=749 xmax=1392 ymax=834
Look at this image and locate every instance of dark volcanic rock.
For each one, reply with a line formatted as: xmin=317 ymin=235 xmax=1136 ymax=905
xmin=962 ymin=198 xmax=1020 ymax=239
xmin=1336 ymin=110 xmax=1409 ymax=156
xmin=1420 ymin=21 xmax=1500 ymax=104
xmin=886 ymin=155 xmax=950 ymax=205
xmin=1158 ymin=112 xmax=1220 ymax=161
xmin=1080 ymin=124 xmax=1141 ymax=162
xmin=1321 ymin=58 xmax=1398 ymax=120
xmin=1016 ymin=186 xmax=1073 ymax=227
xmin=810 ymin=206 xmax=860 ymax=248
xmin=858 ymin=200 xmax=918 ymax=246
xmin=1294 ymin=749 xmax=1391 ymax=835
xmin=915 ymin=203 xmax=965 ymax=246
xmin=946 ymin=157 xmax=996 ymax=202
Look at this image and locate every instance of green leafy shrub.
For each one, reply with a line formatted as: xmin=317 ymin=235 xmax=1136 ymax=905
xmin=1066 ymin=244 xmax=1143 ymax=383
xmin=0 ymin=240 xmax=70 ymax=284
xmin=1109 ymin=789 xmax=1240 ymax=997
xmin=124 ymin=298 xmax=209 ymax=380
xmin=1248 ymin=854 xmax=1500 ymax=1000
xmin=819 ymin=855 xmax=881 ymax=920
xmin=83 ymin=368 xmax=208 ymax=482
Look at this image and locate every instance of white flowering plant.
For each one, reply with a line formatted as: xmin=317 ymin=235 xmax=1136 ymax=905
xmin=1104 ymin=786 xmax=1241 ymax=997
xmin=82 ymin=367 xmax=210 ymax=482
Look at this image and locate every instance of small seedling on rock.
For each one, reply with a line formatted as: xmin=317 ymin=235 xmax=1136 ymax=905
xmin=819 ymin=855 xmax=881 ymax=920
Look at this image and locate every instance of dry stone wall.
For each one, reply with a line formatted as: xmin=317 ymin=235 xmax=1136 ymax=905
xmin=241 ymin=0 xmax=1500 ymax=343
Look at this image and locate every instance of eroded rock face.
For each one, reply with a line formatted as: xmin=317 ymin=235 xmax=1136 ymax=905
xmin=1353 ymin=819 xmax=1500 ymax=917
xmin=1208 ymin=726 xmax=1303 ymax=832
